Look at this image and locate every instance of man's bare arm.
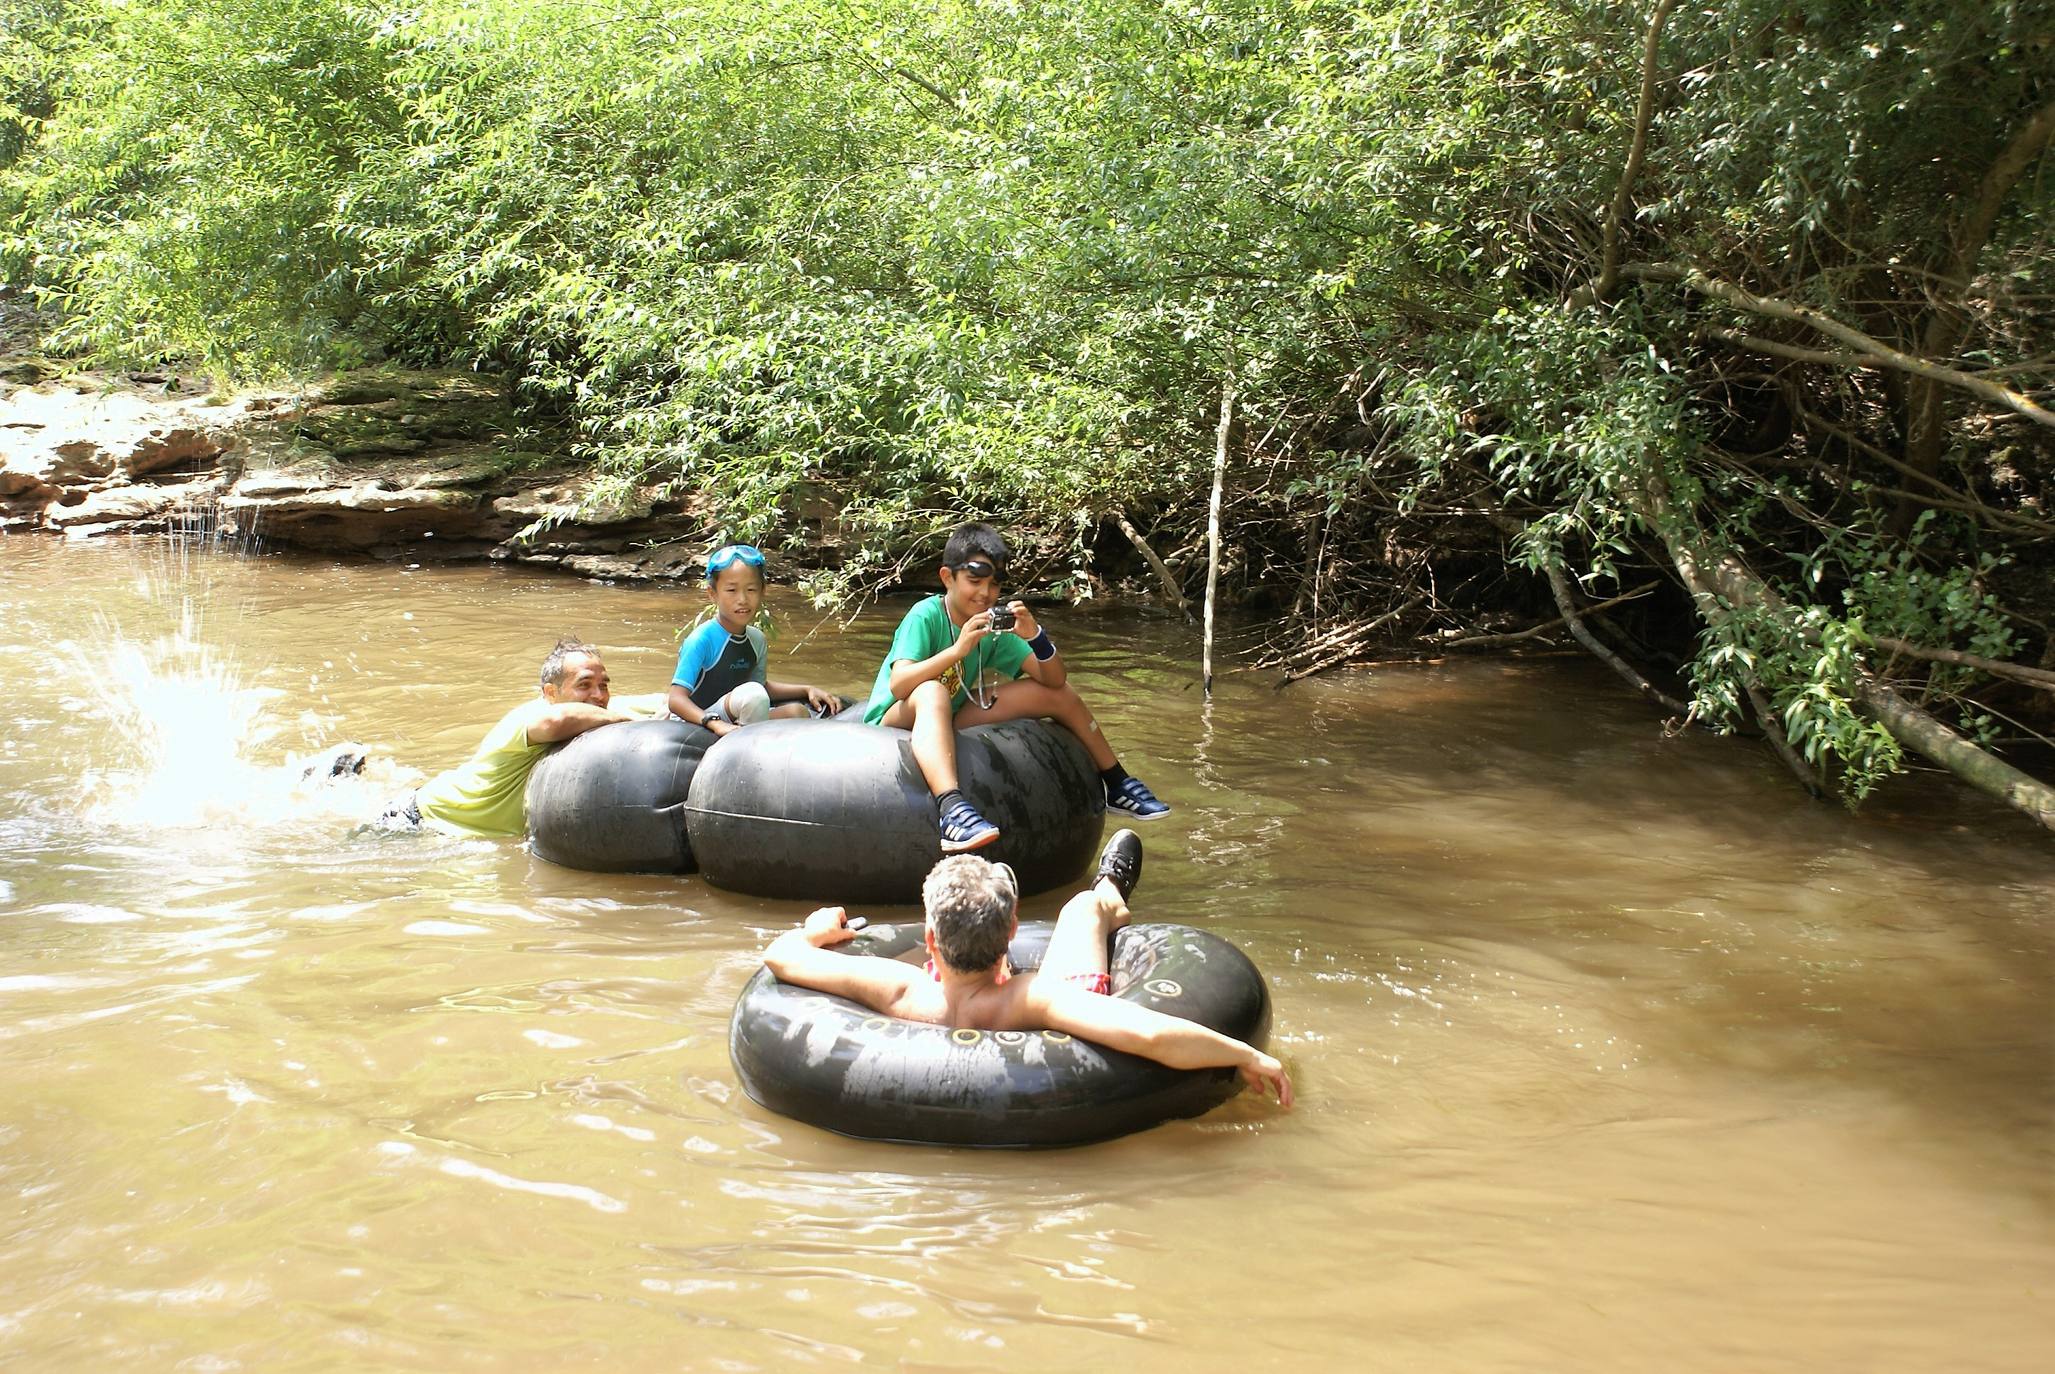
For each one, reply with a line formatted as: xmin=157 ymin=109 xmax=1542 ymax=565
xmin=763 ymin=908 xmax=922 ymax=1012
xmin=525 ymin=701 xmax=638 ymax=745
xmin=887 ymin=612 xmax=993 ymax=702
xmin=1005 ymin=604 xmax=1068 ymax=689
xmin=1034 ymin=984 xmax=1293 ymax=1105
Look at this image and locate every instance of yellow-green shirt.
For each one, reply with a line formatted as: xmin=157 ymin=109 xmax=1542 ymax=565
xmin=416 ymin=693 xmax=664 ymax=838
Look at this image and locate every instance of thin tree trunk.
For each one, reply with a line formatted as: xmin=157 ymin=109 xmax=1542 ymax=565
xmin=1485 ymin=510 xmax=1690 ymax=714
xmin=1744 ymin=678 xmax=1826 ymax=798
xmin=1540 ymin=560 xmax=1692 ymax=716
xmin=1202 ymin=379 xmax=1233 ymax=698
xmin=1568 ymin=0 xmax=1678 ymax=309
xmin=1896 ymin=98 xmax=2055 ymax=530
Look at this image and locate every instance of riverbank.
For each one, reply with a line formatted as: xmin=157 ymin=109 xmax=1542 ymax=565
xmin=0 ymin=351 xmax=822 ymax=584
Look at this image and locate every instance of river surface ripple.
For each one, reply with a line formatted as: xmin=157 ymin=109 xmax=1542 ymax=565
xmin=1 ymin=537 xmax=2049 ymax=1372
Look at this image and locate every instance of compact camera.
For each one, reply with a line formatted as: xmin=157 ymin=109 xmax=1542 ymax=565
xmin=986 ymin=605 xmax=1017 ymax=634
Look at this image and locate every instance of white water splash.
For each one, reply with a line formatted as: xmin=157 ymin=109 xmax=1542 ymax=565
xmin=54 ymin=515 xmax=395 ymax=830
xmin=61 ymin=593 xmax=287 ymax=828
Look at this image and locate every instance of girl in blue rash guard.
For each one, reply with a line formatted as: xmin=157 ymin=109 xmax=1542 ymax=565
xmin=667 ymin=544 xmax=838 ymax=737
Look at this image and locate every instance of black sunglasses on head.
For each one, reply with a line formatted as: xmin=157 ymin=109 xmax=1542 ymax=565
xmin=954 ymin=559 xmax=1004 ymax=580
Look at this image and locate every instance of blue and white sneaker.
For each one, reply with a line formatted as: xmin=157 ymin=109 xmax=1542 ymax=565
xmin=1105 ymin=776 xmax=1171 ymax=821
xmin=939 ymin=796 xmax=1002 ymax=853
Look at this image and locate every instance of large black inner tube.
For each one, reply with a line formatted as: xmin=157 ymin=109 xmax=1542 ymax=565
xmin=728 ymin=920 xmax=1272 ymax=1148
xmin=526 ymin=718 xmax=715 ymax=873
xmin=685 ymin=717 xmax=1105 ymax=904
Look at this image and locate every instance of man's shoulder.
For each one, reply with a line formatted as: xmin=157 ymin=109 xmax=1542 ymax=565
xmin=486 ymin=695 xmax=555 ymax=745
xmin=494 ymin=694 xmax=553 ymax=729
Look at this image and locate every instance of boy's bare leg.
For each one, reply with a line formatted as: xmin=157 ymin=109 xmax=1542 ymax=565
xmin=1038 ymin=881 xmax=1128 ymax=984
xmin=878 ymin=679 xmax=961 ymax=795
xmin=955 ymin=679 xmax=1117 ymax=770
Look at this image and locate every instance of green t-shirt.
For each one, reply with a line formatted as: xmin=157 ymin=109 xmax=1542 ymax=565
xmin=863 ymin=594 xmax=1033 ymax=724
xmin=416 ymin=692 xmax=665 ymax=838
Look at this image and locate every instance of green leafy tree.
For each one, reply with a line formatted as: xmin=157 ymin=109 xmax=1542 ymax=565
xmin=5 ymin=0 xmax=2048 ymax=823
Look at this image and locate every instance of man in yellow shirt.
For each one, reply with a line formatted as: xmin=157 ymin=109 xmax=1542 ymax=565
xmin=380 ymin=639 xmax=654 ymax=837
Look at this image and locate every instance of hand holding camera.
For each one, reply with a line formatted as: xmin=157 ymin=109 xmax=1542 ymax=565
xmin=986 ymin=604 xmax=1016 ymax=634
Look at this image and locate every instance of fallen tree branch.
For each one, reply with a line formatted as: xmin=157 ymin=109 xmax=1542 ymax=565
xmin=1857 ymin=680 xmax=2055 ymax=830
xmin=1629 ymin=466 xmax=2055 ymax=832
xmin=1431 ymin=624 xmax=1562 ymax=649
xmin=1541 ymin=561 xmax=1693 ymax=715
xmin=1432 ymin=582 xmax=1665 ymax=647
xmin=1273 ymin=595 xmax=1427 ymax=684
xmin=1626 ymin=263 xmax=2055 ymax=429
xmin=1867 ymin=636 xmax=2055 ymax=692
xmin=1482 ymin=507 xmax=1691 ymax=714
xmin=1745 ymin=678 xmax=1826 ymax=797
xmin=1112 ymin=512 xmax=1192 ymax=617
xmin=1268 ymin=594 xmax=1425 ymax=666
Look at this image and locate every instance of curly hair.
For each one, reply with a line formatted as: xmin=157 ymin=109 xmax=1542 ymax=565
xmin=922 ymin=854 xmax=1019 ymax=973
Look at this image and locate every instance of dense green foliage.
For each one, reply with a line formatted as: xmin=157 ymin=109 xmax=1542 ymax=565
xmin=4 ymin=0 xmax=2051 ymax=807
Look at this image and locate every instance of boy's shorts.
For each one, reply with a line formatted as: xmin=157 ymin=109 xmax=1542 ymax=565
xmin=703 ymin=681 xmax=771 ymax=726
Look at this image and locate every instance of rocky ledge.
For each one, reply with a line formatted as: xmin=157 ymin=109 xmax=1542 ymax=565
xmin=0 ymin=364 xmax=776 ymax=582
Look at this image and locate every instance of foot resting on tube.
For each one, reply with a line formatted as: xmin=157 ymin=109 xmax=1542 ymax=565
xmin=937 ymin=791 xmax=1001 ymax=853
xmin=1105 ymin=773 xmax=1170 ymax=821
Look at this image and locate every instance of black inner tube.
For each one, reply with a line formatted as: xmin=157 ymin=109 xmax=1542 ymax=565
xmin=526 ymin=718 xmax=715 ymax=873
xmin=728 ymin=919 xmax=1272 ymax=1148
xmin=687 ymin=718 xmax=1104 ymax=902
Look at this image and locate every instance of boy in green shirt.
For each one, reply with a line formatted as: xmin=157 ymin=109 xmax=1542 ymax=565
xmin=862 ymin=522 xmax=1169 ymax=851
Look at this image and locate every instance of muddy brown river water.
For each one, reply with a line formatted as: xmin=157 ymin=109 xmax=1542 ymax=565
xmin=1 ymin=535 xmax=2049 ymax=1372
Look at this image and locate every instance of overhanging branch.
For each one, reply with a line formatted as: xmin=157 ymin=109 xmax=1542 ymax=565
xmin=1628 ymin=263 xmax=2055 ymax=429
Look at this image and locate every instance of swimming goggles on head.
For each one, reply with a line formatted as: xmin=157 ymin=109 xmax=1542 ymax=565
xmin=705 ymin=543 xmax=766 ymax=578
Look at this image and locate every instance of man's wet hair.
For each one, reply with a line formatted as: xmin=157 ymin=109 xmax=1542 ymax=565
xmin=941 ymin=522 xmax=1009 ymax=572
xmin=922 ymin=854 xmax=1019 ymax=972
xmin=538 ymin=637 xmax=601 ymax=690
